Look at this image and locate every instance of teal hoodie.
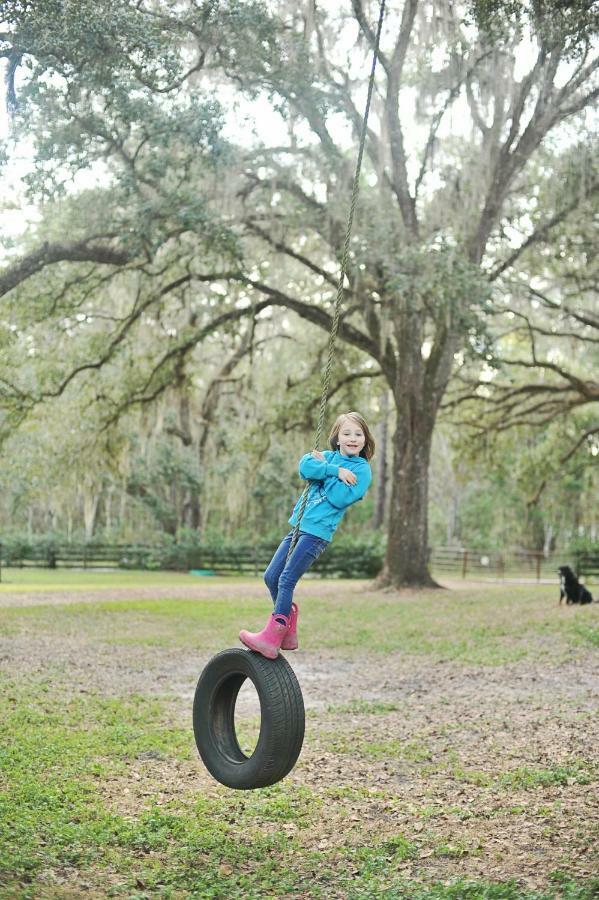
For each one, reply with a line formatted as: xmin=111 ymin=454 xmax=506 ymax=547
xmin=288 ymin=450 xmax=372 ymax=542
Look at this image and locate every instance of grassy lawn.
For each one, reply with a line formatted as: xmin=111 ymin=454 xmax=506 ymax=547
xmin=0 ymin=573 xmax=598 ymax=898
xmin=0 ymin=568 xmax=228 ymax=593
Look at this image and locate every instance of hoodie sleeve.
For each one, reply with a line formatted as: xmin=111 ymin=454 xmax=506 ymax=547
xmin=324 ymin=463 xmax=372 ymax=509
xmin=298 ymin=451 xmax=340 ymax=481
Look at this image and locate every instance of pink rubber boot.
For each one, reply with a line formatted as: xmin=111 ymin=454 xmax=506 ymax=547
xmin=239 ymin=613 xmax=290 ymax=660
xmin=281 ymin=603 xmax=299 ymax=651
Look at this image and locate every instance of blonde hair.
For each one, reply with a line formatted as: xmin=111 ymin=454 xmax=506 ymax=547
xmin=328 ymin=411 xmax=375 ymax=461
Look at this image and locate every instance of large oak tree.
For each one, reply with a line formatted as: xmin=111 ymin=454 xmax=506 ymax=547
xmin=1 ymin=1 xmax=597 ymax=584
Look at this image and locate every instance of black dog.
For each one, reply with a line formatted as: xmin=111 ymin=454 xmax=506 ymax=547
xmin=558 ymin=565 xmax=594 ymax=605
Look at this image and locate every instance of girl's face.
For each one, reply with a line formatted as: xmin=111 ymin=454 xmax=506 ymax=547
xmin=337 ymin=418 xmax=366 ymax=457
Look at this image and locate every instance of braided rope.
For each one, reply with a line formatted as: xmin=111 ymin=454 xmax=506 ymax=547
xmin=287 ymin=0 xmax=386 ymax=560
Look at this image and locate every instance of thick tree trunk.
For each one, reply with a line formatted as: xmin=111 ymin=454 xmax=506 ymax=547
xmin=377 ymin=414 xmax=438 ymax=588
xmin=186 ymin=491 xmax=201 ymax=531
xmin=375 ymin=304 xmax=445 ymax=589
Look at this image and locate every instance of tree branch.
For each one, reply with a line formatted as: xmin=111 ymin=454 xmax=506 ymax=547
xmin=489 ymin=180 xmax=599 ymax=280
xmin=465 ymin=72 xmax=489 ymax=136
xmin=352 ymin=0 xmax=419 ymax=234
xmin=390 ymin=0 xmax=418 ymax=82
xmin=35 ymin=273 xmax=192 ymax=402
xmin=503 ymin=48 xmax=547 ymax=155
xmin=562 ymin=426 xmax=599 ymax=464
xmin=244 ymin=221 xmax=339 ymax=288
xmin=384 ymin=81 xmax=418 ymax=235
xmin=467 ymin=46 xmax=566 ymax=263
xmin=525 ymin=285 xmax=599 ymax=330
xmin=0 ymin=240 xmax=131 ymax=298
xmin=497 ymin=357 xmax=599 ymax=400
xmin=239 ymin=171 xmax=345 ymax=250
xmin=234 ymin=275 xmax=380 ymax=362
xmin=350 ymin=0 xmax=391 ymax=75
xmin=305 ymin=369 xmax=383 ymax=414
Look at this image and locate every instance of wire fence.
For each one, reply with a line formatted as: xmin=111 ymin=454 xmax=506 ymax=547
xmin=431 ymin=547 xmax=551 ymax=581
xmin=430 ymin=547 xmax=599 ymax=584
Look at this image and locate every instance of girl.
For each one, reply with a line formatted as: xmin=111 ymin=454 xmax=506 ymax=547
xmin=239 ymin=411 xmax=375 ymax=658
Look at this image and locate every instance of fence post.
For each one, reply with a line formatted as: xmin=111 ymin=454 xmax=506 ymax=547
xmin=535 ymin=553 xmax=541 ymax=583
xmin=497 ymin=554 xmax=505 ymax=581
xmin=0 ymin=542 xmax=2 ymax=583
xmin=461 ymin=550 xmax=468 ymax=579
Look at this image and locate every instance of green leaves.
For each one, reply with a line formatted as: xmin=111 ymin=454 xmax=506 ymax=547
xmin=468 ymin=0 xmax=599 ymax=56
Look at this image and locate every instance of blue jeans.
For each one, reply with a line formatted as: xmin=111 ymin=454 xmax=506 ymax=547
xmin=264 ymin=531 xmax=329 ymax=618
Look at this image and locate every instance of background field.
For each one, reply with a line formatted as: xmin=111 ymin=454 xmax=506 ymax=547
xmin=1 ymin=571 xmax=598 ymax=899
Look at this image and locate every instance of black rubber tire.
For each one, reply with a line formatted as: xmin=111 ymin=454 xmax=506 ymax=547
xmin=193 ymin=648 xmax=305 ymax=790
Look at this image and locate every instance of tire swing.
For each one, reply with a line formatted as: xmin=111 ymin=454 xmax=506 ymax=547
xmin=193 ymin=648 xmax=305 ymax=789
xmin=193 ymin=0 xmax=386 ymax=790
